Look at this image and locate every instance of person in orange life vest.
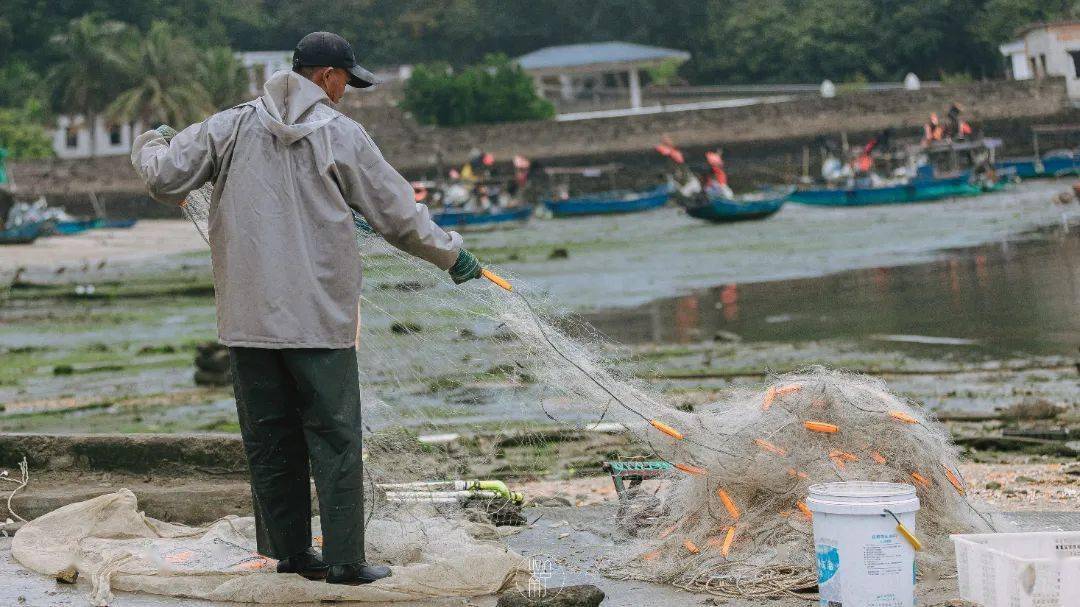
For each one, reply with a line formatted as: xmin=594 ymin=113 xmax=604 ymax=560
xmin=923 ymin=113 xmax=944 ymax=146
xmin=703 ymin=150 xmax=734 ymax=199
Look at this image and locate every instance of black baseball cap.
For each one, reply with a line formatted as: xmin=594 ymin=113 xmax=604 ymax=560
xmin=292 ymin=32 xmax=378 ymax=89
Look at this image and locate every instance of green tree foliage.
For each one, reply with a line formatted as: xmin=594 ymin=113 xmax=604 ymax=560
xmin=0 ymin=101 xmax=54 ymax=159
xmin=107 ymin=21 xmax=216 ymax=127
xmin=4 ymin=0 xmax=1080 ymax=117
xmin=198 ymin=47 xmax=251 ymax=110
xmin=402 ymin=55 xmax=555 ymax=126
xmin=46 ymin=14 xmax=131 ymax=144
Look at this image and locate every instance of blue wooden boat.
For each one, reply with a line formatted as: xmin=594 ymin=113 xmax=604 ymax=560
xmin=431 ymin=205 xmax=533 ymax=230
xmin=788 ymin=174 xmax=992 ymax=207
xmin=0 ymin=221 xmax=44 ymax=245
xmin=53 ymin=219 xmax=98 ymax=235
xmin=543 ymin=185 xmax=671 ymax=218
xmin=995 ymin=154 xmax=1079 ymax=179
xmin=682 ymin=192 xmax=787 ymax=223
xmin=95 ymin=218 xmax=138 ymax=229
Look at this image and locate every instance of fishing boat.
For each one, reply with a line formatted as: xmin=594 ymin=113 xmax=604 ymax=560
xmin=997 ymin=154 xmax=1079 ymax=179
xmin=681 ymin=191 xmax=788 ymax=223
xmin=789 ymin=175 xmax=994 ymax=206
xmin=993 ymin=125 xmax=1080 ymax=179
xmin=95 ymin=218 xmax=138 ymax=229
xmin=52 ymin=218 xmax=99 ymax=235
xmin=543 ymin=185 xmax=671 ymax=218
xmin=791 ymin=139 xmax=1006 ymax=207
xmin=789 ymin=173 xmax=1008 ymax=206
xmin=431 ymin=205 xmax=533 ymax=230
xmin=0 ymin=221 xmax=44 ymax=245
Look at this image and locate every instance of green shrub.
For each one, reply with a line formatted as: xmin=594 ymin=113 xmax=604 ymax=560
xmin=402 ymin=54 xmax=555 ymax=127
xmin=0 ymin=101 xmax=53 ymax=159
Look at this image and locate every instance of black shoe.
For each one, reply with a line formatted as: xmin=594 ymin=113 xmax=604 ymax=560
xmin=325 ymin=562 xmax=393 ymax=585
xmin=276 ymin=548 xmax=329 ymax=580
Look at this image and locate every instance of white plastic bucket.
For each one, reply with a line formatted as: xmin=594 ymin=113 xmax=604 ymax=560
xmin=806 ymin=481 xmax=920 ymax=607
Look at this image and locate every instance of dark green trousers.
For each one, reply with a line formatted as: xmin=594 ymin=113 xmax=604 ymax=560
xmin=229 ymin=347 xmax=365 ymax=565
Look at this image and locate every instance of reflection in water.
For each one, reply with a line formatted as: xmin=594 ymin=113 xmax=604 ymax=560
xmin=583 ymin=231 xmax=1080 ymax=356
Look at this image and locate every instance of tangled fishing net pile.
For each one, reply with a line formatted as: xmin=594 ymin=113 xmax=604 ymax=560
xmin=176 ymin=186 xmax=990 ymax=599
xmin=603 ymin=370 xmax=990 ymax=597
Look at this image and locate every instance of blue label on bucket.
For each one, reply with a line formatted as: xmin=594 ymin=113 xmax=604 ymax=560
xmin=816 ymin=545 xmax=840 ymax=584
xmin=816 ymin=544 xmax=842 ymax=606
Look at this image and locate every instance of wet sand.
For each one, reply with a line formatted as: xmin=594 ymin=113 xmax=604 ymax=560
xmin=0 ymin=220 xmax=205 ymax=274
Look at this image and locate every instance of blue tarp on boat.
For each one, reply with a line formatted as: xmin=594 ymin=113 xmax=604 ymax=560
xmin=543 ymin=185 xmax=671 ymax=217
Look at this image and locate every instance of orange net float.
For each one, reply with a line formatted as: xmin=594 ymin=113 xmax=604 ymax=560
xmin=649 ymin=419 xmax=684 ymax=440
xmin=796 ymin=501 xmax=813 ymax=520
xmin=829 ymin=449 xmax=859 ymax=462
xmin=642 ymin=550 xmax=661 ymax=561
xmin=804 ymin=421 xmax=839 ymax=433
xmin=762 ymin=387 xmax=778 ymax=411
xmin=910 ymin=471 xmax=931 ymax=488
xmin=943 ymin=465 xmax=966 ymax=495
xmin=776 ymin=384 xmax=802 ymax=396
xmin=675 ymin=463 xmax=706 ymax=476
xmin=659 ymin=524 xmax=678 ymax=539
xmin=706 ymin=526 xmax=736 ymax=557
xmin=754 ymin=438 xmax=787 ymax=456
xmin=787 ymin=468 xmax=809 ymax=479
xmin=716 ymin=488 xmax=741 ymax=519
xmin=869 ymin=451 xmax=888 ymax=465
xmin=889 ymin=411 xmax=919 ymax=424
xmin=683 ymin=539 xmax=700 ymax=554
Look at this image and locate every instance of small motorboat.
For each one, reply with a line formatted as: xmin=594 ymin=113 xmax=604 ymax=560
xmin=681 ymin=191 xmax=788 ymax=223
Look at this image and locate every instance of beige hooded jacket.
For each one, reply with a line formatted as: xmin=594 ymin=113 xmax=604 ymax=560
xmin=131 ymin=70 xmax=463 ymax=348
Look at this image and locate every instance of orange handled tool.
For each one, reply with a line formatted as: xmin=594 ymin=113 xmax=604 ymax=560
xmin=481 ymin=268 xmax=513 ymax=291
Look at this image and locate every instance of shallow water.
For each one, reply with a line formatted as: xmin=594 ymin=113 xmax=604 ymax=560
xmin=583 ymin=227 xmax=1080 ymax=358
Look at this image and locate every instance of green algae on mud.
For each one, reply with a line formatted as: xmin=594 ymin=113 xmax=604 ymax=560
xmin=2 ymin=181 xmax=1077 ymax=434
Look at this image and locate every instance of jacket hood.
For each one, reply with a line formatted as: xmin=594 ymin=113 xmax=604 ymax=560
xmin=255 ymin=70 xmax=337 ymax=145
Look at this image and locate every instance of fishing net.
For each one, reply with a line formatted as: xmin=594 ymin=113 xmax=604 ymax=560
xmin=40 ymin=183 xmax=987 ymax=603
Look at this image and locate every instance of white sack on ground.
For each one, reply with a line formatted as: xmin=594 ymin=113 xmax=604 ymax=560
xmin=13 ymin=490 xmax=530 ymax=605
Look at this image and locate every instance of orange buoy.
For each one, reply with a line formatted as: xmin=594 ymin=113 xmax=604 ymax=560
xmin=754 ymin=438 xmax=787 ymax=456
xmin=804 ymin=421 xmax=839 ymax=433
xmin=889 ymin=411 xmax=918 ymax=424
xmin=717 ymin=488 xmax=741 ymax=519
xmin=675 ymin=463 xmax=706 ymax=476
xmin=650 ymin=419 xmax=684 ymax=440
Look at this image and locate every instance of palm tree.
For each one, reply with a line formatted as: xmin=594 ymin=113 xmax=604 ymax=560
xmin=47 ymin=15 xmax=132 ymax=157
xmin=198 ymin=47 xmax=251 ymax=110
xmin=107 ymin=22 xmax=214 ymax=129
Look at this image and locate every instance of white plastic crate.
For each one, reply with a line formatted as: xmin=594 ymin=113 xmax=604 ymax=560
xmin=951 ymin=531 xmax=1080 ymax=607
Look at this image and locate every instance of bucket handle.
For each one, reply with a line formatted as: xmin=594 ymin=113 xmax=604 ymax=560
xmin=884 ymin=509 xmax=922 ymax=551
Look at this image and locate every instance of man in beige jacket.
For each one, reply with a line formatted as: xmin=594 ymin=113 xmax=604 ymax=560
xmin=131 ymin=32 xmax=485 ymax=586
